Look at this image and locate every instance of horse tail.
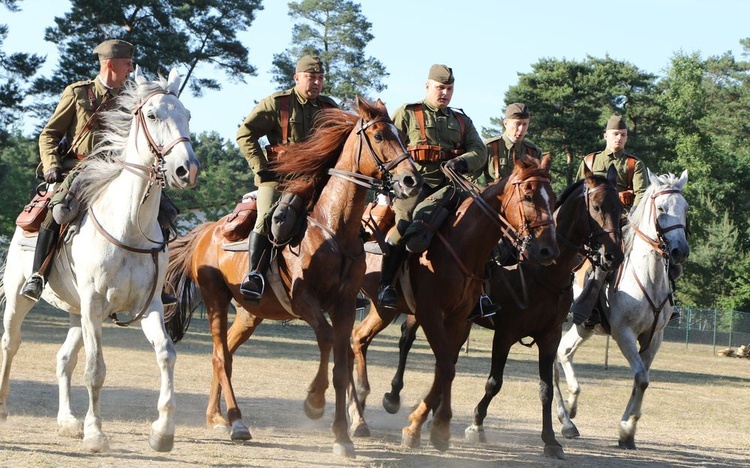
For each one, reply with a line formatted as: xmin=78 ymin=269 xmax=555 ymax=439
xmin=164 ymin=222 xmax=214 ymax=343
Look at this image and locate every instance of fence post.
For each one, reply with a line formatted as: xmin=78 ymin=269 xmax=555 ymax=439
xmin=685 ymin=306 xmax=690 ymax=348
xmin=729 ymin=309 xmax=734 ymax=348
xmin=712 ymin=308 xmax=717 ymax=356
xmin=604 ymin=335 xmax=610 ymax=370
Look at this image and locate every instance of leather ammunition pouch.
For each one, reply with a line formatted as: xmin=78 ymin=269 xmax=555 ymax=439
xmin=407 ymin=144 xmax=464 ymax=163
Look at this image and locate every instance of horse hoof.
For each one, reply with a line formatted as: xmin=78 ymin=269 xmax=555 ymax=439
xmin=82 ymin=434 xmax=109 ymax=453
xmin=382 ymin=393 xmax=400 ymax=414
xmin=0 ymin=411 xmax=7 ymax=422
xmin=430 ymin=430 xmax=450 ymax=453
xmin=351 ymin=422 xmax=371 ymax=438
xmin=618 ymin=439 xmax=637 ymax=450
xmin=303 ymin=399 xmax=325 ymax=420
xmin=149 ymin=431 xmax=175 ymax=452
xmin=332 ymin=441 xmax=355 ymax=458
xmin=401 ymin=429 xmax=421 ymax=449
xmin=230 ymin=420 xmax=252 ymax=441
xmin=561 ymin=424 xmax=580 ymax=439
xmin=464 ymin=424 xmax=486 ymax=443
xmin=544 ymin=445 xmax=566 ymax=459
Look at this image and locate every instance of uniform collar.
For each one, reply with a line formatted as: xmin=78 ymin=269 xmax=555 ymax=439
xmin=293 ymin=88 xmax=319 ymax=106
xmin=423 ymin=99 xmax=450 ymax=116
xmin=603 ymin=148 xmax=624 ymax=158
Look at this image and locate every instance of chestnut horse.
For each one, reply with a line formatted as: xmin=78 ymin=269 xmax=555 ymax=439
xmin=164 ymin=97 xmax=421 ymax=458
xmin=351 ymin=155 xmax=559 ymax=452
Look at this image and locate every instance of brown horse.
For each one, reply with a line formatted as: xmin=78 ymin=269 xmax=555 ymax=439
xmin=164 ymin=97 xmax=421 ymax=458
xmin=351 ymin=155 xmax=559 ymax=452
xmin=359 ymin=166 xmax=623 ymax=459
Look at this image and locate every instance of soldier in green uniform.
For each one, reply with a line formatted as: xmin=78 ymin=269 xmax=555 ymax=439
xmin=570 ymin=114 xmax=650 ymax=326
xmin=21 ymin=39 xmax=135 ymax=301
xmin=481 ymin=102 xmax=543 ymax=183
xmin=377 ymin=64 xmax=487 ymax=309
xmin=236 ymin=55 xmax=338 ymax=301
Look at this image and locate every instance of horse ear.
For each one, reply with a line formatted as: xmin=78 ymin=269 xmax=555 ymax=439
xmin=374 ymin=98 xmax=388 ymax=114
xmin=606 ymin=164 xmax=617 ymax=186
xmin=647 ymin=168 xmax=661 ymax=187
xmin=134 ymin=65 xmax=148 ymax=85
xmin=676 ymin=169 xmax=688 ymax=190
xmin=540 ymin=152 xmax=552 ymax=172
xmin=167 ymin=68 xmax=181 ymax=96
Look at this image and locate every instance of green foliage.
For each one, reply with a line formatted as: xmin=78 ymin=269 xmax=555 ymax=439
xmin=31 ymin=0 xmax=262 ymax=118
xmin=0 ymin=3 xmax=45 ymax=137
xmin=168 ymin=131 xmax=254 ymax=234
xmin=0 ymin=133 xmax=39 ymax=245
xmin=271 ymin=0 xmax=388 ymax=103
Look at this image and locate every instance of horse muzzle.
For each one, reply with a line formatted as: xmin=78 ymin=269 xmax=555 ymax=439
xmin=391 ymin=172 xmax=422 ymax=199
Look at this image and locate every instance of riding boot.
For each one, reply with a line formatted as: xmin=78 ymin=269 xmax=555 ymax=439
xmin=570 ymin=267 xmax=608 ymax=325
xmin=20 ymin=225 xmax=59 ymax=302
xmin=240 ymin=231 xmax=273 ymax=301
xmin=377 ymin=243 xmax=406 ymax=309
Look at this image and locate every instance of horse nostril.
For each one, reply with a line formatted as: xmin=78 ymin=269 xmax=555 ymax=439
xmin=176 ymin=166 xmax=187 ymax=178
xmin=404 ymin=176 xmax=419 ymax=188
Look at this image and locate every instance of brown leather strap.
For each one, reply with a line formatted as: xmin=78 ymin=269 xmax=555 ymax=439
xmin=412 ymin=104 xmax=428 ymax=143
xmin=626 ymin=155 xmax=635 ymax=188
xmin=67 ymin=85 xmax=111 ymax=157
xmin=491 ymin=140 xmax=502 ymax=180
xmin=584 ymin=152 xmax=596 ymax=171
xmin=277 ymin=94 xmax=291 ymax=145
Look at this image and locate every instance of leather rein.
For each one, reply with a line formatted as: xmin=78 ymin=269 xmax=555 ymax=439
xmin=88 ymin=89 xmax=191 ymax=326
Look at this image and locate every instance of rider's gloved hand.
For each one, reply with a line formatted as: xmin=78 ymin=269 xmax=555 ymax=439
xmin=444 ymin=158 xmax=468 ymax=174
xmin=44 ymin=167 xmax=63 ymax=184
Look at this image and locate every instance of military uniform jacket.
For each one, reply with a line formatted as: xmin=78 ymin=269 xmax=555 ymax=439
xmin=576 ymin=148 xmax=648 ymax=207
xmin=236 ymin=88 xmax=338 ymax=183
xmin=392 ymin=100 xmax=486 ymax=188
xmin=38 ymin=78 xmax=119 ymax=173
xmin=482 ymin=134 xmax=543 ymax=182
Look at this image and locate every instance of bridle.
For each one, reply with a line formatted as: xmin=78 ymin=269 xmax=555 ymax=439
xmin=327 ymin=116 xmax=412 ymax=195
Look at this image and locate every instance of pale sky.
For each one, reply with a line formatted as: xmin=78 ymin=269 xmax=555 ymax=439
xmin=4 ymin=0 xmax=749 ymax=144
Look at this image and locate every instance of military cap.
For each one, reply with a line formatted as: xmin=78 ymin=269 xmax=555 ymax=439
xmin=505 ymin=102 xmax=530 ymax=119
xmin=428 ymin=64 xmax=454 ymax=84
xmin=296 ymin=55 xmax=324 ymax=73
xmin=606 ymin=114 xmax=628 ymax=130
xmin=92 ymin=39 xmax=134 ymax=60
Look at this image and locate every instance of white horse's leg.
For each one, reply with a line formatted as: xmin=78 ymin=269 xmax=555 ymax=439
xmin=613 ymin=328 xmax=663 ymax=450
xmin=556 ymin=324 xmax=595 ymax=420
xmin=0 ymin=268 xmax=34 ymax=422
xmin=140 ymin=306 xmax=176 ymax=452
xmin=79 ymin=303 xmax=108 ymax=453
xmin=57 ymin=313 xmax=84 ymax=437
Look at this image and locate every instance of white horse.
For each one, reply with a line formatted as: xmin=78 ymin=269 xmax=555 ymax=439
xmin=0 ymin=67 xmax=200 ymax=452
xmin=555 ymin=170 xmax=689 ymax=450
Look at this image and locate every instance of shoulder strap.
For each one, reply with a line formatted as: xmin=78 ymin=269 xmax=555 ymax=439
xmin=411 ymin=104 xmax=428 ymax=143
xmin=584 ymin=153 xmax=596 ymax=171
xmin=453 ymin=111 xmax=466 ymax=148
xmin=490 ymin=139 xmax=502 ymax=180
xmin=626 ymin=155 xmax=636 ymax=188
xmin=277 ymin=94 xmax=291 ymax=145
xmin=69 ymin=83 xmax=110 ymax=153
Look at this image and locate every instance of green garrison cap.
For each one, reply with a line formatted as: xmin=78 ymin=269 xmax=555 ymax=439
xmin=92 ymin=39 xmax=134 ymax=60
xmin=606 ymin=114 xmax=628 ymax=130
xmin=505 ymin=102 xmax=530 ymax=119
xmin=296 ymin=55 xmax=324 ymax=73
xmin=428 ymin=64 xmax=454 ymax=84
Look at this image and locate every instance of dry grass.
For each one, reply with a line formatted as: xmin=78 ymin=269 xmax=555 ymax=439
xmin=0 ymin=306 xmax=748 ymax=467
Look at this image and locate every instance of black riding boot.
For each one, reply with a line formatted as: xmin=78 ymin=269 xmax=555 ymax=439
xmin=21 ymin=225 xmax=59 ymax=301
xmin=377 ymin=243 xmax=406 ymax=309
xmin=240 ymin=231 xmax=273 ymax=301
xmin=570 ymin=267 xmax=608 ymax=325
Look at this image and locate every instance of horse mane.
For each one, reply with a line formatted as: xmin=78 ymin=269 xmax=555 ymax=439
xmin=623 ymin=172 xmax=681 ymax=253
xmin=555 ymin=173 xmax=611 ymax=210
xmin=72 ymin=76 xmax=174 ymax=209
xmin=272 ymin=98 xmax=390 ymax=201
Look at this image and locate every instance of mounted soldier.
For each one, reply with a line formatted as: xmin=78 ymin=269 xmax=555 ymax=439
xmin=235 ymin=55 xmax=339 ymax=301
xmin=377 ymin=64 xmax=487 ymax=310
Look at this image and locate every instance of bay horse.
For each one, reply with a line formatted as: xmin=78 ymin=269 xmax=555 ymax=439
xmin=351 ymin=155 xmax=560 ymax=452
xmin=555 ymin=170 xmax=690 ymax=450
xmin=163 ymin=97 xmax=421 ymax=458
xmin=0 ymin=67 xmax=199 ymax=452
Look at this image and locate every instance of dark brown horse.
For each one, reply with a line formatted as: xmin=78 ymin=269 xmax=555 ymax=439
xmin=164 ymin=97 xmax=421 ymax=458
xmin=357 ymin=165 xmax=623 ymax=459
xmin=351 ymin=155 xmax=559 ymax=452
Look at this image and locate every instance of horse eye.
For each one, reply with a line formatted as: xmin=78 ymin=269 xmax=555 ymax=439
xmin=593 ymin=205 xmax=601 ymax=213
xmin=524 ymin=193 xmax=533 ymax=202
xmin=147 ymin=110 xmax=157 ymax=120
xmin=373 ymin=132 xmax=384 ymax=142
xmin=657 ymin=206 xmax=665 ymax=213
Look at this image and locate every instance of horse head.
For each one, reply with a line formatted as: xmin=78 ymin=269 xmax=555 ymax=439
xmin=635 ymin=170 xmax=690 ymax=265
xmin=498 ymin=154 xmax=559 ymax=265
xmin=579 ymin=163 xmax=625 ymax=272
xmin=349 ymin=96 xmax=422 ymax=199
xmin=131 ymin=66 xmax=200 ymax=188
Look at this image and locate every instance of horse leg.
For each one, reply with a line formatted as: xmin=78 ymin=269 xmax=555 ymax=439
xmin=383 ymin=315 xmax=418 ymax=414
xmin=140 ymin=306 xmax=177 ymax=452
xmin=553 ymin=360 xmax=579 ymax=439
xmin=0 ymin=282 xmax=34 ymax=422
xmin=303 ymin=310 xmax=334 ymax=421
xmin=79 ymin=303 xmax=108 ymax=453
xmin=537 ymin=331 xmax=565 ymax=459
xmin=556 ymin=323 xmax=594 ymax=422
xmin=56 ymin=313 xmax=84 ymax=438
xmin=329 ymin=303 xmax=357 ymax=458
xmin=465 ymin=332 xmax=512 ymax=444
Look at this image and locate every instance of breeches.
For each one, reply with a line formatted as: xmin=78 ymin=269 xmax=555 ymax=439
xmin=388 ymin=183 xmax=441 ymax=245
xmin=253 ymin=181 xmax=280 ymax=233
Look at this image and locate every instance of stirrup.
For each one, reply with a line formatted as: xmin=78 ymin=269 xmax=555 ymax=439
xmin=477 ymin=294 xmax=501 ymax=318
xmin=20 ymin=274 xmax=45 ymax=302
xmin=240 ymin=272 xmax=265 ymax=301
